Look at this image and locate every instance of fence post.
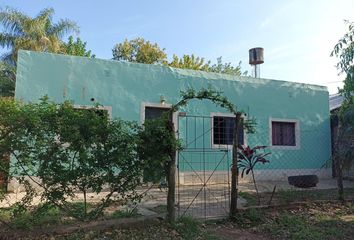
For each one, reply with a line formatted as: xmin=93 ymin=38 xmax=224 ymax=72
xmin=230 ymin=112 xmax=241 ymax=218
xmin=334 ymin=121 xmax=345 ymax=201
xmin=167 ymin=120 xmax=176 ymax=223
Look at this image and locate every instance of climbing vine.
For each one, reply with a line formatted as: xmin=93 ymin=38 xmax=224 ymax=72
xmin=173 ymin=87 xmax=256 ymax=133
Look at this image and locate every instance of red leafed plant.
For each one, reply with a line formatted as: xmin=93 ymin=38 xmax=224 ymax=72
xmin=237 ymin=145 xmax=271 ymax=204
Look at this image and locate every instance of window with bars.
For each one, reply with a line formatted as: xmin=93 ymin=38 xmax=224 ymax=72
xmin=213 ymin=116 xmax=244 ymax=146
xmin=271 ymin=121 xmax=296 ymax=146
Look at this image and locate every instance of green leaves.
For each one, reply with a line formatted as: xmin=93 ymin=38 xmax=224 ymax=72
xmin=331 ymin=20 xmax=354 ymax=98
xmin=137 ymin=114 xmax=180 ymax=183
xmin=0 ymin=98 xmax=143 ymax=220
xmin=0 ymin=7 xmax=79 ymax=65
xmin=112 ymin=38 xmax=167 ymax=64
xmin=63 ymin=36 xmax=95 ymax=58
xmin=237 ymin=145 xmax=270 ymax=178
xmin=112 ymin=37 xmax=246 ymax=76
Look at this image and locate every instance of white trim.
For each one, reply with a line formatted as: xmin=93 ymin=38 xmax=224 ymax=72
xmin=269 ymin=118 xmax=300 ymax=150
xmin=140 ymin=102 xmax=178 ymax=130
xmin=178 ymin=168 xmax=333 ymax=185
xmin=210 ymin=112 xmax=247 ymax=149
xmin=73 ymin=104 xmax=112 ymax=120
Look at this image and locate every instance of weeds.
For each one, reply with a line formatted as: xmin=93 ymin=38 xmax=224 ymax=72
xmin=231 ymin=208 xmax=266 ymax=227
xmin=111 ymin=208 xmax=140 ymax=219
xmin=238 ymin=191 xmax=257 ymax=206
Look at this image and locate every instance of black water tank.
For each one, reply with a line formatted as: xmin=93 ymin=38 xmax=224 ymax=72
xmin=249 ymin=48 xmax=264 ymax=65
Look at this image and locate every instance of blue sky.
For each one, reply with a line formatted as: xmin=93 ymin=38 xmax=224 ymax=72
xmin=1 ymin=0 xmax=353 ymax=93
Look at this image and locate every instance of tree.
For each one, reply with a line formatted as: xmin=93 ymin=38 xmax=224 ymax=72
xmin=0 ymin=98 xmax=144 ymax=220
xmin=331 ymin=20 xmax=354 ymax=99
xmin=168 ymin=54 xmax=211 ymax=71
xmin=169 ymin=55 xmax=244 ymax=76
xmin=0 ymin=61 xmax=15 ymax=97
xmin=112 ymin=37 xmax=245 ymax=76
xmin=63 ymin=36 xmax=95 ymax=58
xmin=0 ymin=7 xmax=79 ymax=65
xmin=209 ymin=57 xmax=245 ymax=76
xmin=331 ymin=20 xmax=354 ymax=200
xmin=112 ymin=38 xmax=167 ymax=64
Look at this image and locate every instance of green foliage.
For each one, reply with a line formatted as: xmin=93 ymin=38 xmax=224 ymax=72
xmin=238 ymin=145 xmax=270 ymax=178
xmin=111 ymin=208 xmax=140 ymax=219
xmin=112 ymin=38 xmax=167 ymax=64
xmin=174 ymin=87 xmax=237 ymax=113
xmin=169 ymin=54 xmax=211 ymax=71
xmin=63 ymin=36 xmax=95 ymax=58
xmin=238 ymin=191 xmax=257 ymax=206
xmin=112 ymin=37 xmax=246 ymax=76
xmin=0 ymin=61 xmax=15 ymax=96
xmin=0 ymin=7 xmax=79 ymax=65
xmin=209 ymin=57 xmax=246 ymax=76
xmin=138 ymin=114 xmax=180 ymax=183
xmin=331 ymin=20 xmax=354 ymax=98
xmin=173 ymin=87 xmax=256 ymax=133
xmin=173 ymin=216 xmax=202 ymax=240
xmin=0 ymin=203 xmax=61 ymax=229
xmin=0 ymin=97 xmax=144 ymax=220
xmin=169 ymin=55 xmax=245 ymax=76
xmin=263 ymin=212 xmax=349 ymax=240
xmin=232 ymin=208 xmax=266 ymax=227
xmin=139 ymin=87 xmax=256 ymax=185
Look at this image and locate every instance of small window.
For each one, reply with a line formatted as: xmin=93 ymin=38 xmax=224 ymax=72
xmin=213 ymin=116 xmax=244 ymax=146
xmin=271 ymin=121 xmax=296 ymax=146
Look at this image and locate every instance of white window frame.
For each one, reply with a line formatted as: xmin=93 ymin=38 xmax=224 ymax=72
xmin=210 ymin=112 xmax=247 ymax=149
xmin=140 ymin=102 xmax=178 ymax=128
xmin=73 ymin=104 xmax=113 ymax=120
xmin=269 ymin=118 xmax=300 ymax=150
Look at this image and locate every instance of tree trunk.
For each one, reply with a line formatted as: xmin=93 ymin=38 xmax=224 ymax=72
xmin=230 ymin=112 xmax=241 ymax=218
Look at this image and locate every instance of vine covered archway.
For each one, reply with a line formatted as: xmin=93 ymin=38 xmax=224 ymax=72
xmin=168 ymin=87 xmax=255 ymax=220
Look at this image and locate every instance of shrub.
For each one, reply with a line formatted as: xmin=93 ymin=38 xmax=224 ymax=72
xmin=0 ymin=97 xmax=144 ymax=220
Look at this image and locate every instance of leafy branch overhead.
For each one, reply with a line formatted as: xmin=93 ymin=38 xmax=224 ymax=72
xmin=331 ymin=20 xmax=354 ymax=99
xmin=173 ymin=87 xmax=256 ymax=133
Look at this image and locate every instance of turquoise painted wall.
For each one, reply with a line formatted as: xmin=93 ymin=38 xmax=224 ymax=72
xmin=15 ymin=50 xmax=331 ymax=172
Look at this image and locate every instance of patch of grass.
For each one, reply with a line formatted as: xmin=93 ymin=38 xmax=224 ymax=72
xmin=239 ymin=191 xmax=258 ymax=206
xmin=232 ymin=208 xmax=266 ymax=227
xmin=261 ymin=203 xmax=354 ymax=240
xmin=275 ymin=188 xmax=354 ymax=205
xmin=0 ymin=208 xmax=12 ymax=222
xmin=174 ymin=216 xmax=218 ymax=240
xmin=150 ymin=204 xmax=167 ymax=214
xmin=174 ymin=216 xmax=200 ymax=240
xmin=277 ymin=189 xmax=303 ymax=204
xmin=263 ymin=212 xmax=348 ymax=240
xmin=65 ymin=201 xmax=95 ymax=219
xmin=111 ymin=208 xmax=141 ymax=219
xmin=10 ymin=203 xmax=61 ymax=229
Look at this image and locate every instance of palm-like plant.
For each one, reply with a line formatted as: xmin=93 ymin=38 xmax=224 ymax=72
xmin=238 ymin=145 xmax=271 ymax=204
xmin=0 ymin=7 xmax=79 ymax=65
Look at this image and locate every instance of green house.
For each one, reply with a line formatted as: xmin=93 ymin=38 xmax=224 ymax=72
xmin=14 ymin=50 xmax=332 ymax=184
